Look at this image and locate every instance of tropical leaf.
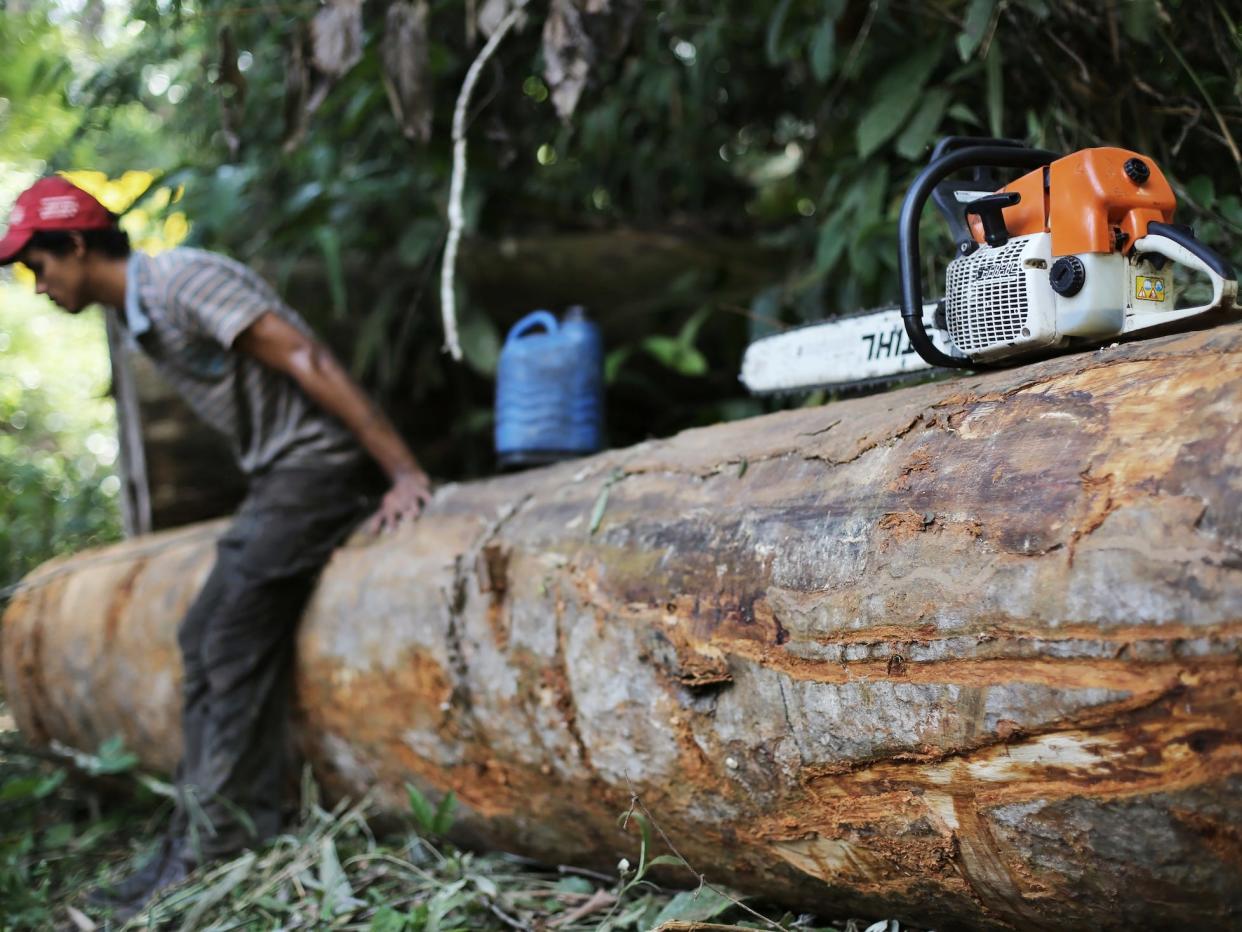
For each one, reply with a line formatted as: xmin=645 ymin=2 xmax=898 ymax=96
xmin=808 ymin=17 xmax=836 ymax=83
xmin=314 ymin=225 xmax=348 ymax=320
xmin=764 ymin=0 xmax=796 ymax=66
xmin=642 ymin=336 xmax=708 ymax=377
xmin=856 ymin=46 xmax=943 ymax=158
xmin=432 ymin=789 xmax=457 ymax=835
xmin=956 ymin=0 xmax=997 ymax=61
xmin=896 ymin=87 xmax=952 ymax=160
xmin=985 ymin=41 xmax=1005 ymax=137
xmin=406 ymin=781 xmax=436 ymax=833
xmin=652 ymin=886 xmax=736 ymax=925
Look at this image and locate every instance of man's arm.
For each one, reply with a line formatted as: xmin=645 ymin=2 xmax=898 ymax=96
xmin=234 ymin=310 xmax=432 ymax=532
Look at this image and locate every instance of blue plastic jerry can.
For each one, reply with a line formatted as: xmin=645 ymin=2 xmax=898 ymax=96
xmin=495 ymin=307 xmax=604 ymax=468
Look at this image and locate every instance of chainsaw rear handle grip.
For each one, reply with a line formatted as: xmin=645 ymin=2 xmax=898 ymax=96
xmin=899 ymin=145 xmax=1061 ymax=368
xmin=1128 ymin=231 xmax=1239 ymax=331
xmin=1145 ymin=222 xmax=1235 ymax=280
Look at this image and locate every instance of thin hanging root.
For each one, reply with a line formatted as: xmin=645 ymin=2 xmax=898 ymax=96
xmin=440 ymin=0 xmax=529 ymax=361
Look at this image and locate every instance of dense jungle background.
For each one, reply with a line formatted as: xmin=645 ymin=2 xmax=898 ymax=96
xmin=1 ymin=0 xmax=1241 ymax=927
xmin=3 ymin=0 xmax=1242 ymax=581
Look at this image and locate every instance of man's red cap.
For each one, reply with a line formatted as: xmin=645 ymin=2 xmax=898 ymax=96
xmin=0 ymin=176 xmax=116 ymax=266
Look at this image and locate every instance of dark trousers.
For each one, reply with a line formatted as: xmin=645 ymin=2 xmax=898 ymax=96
xmin=173 ymin=462 xmax=377 ymax=862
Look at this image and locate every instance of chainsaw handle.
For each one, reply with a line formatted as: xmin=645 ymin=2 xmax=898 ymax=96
xmin=899 ymin=144 xmax=1061 ymax=368
xmin=1127 ymin=231 xmax=1239 ymax=331
xmin=1145 ymin=222 xmax=1234 ymax=280
xmin=929 ymin=136 xmax=1028 ymax=160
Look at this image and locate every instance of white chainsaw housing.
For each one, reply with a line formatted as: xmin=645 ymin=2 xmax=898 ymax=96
xmin=944 ymin=234 xmax=1057 ymax=360
xmin=942 ymin=231 xmax=1238 ymax=362
xmin=944 ymin=233 xmax=1124 ymax=361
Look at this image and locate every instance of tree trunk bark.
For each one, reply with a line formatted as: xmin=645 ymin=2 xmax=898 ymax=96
xmin=4 ymin=323 xmax=1242 ymax=931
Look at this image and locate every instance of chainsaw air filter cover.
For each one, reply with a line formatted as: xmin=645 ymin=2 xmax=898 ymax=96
xmin=944 ymin=234 xmax=1056 ymax=360
xmin=944 ymin=232 xmax=1129 ymax=361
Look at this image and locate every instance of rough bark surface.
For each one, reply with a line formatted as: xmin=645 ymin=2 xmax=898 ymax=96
xmin=4 ymin=323 xmax=1242 ymax=931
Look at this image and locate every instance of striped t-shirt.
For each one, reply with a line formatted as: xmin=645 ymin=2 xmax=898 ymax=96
xmin=120 ymin=248 xmax=362 ymax=476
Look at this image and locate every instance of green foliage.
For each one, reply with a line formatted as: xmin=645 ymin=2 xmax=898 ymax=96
xmin=405 ymin=781 xmax=457 ymax=836
xmin=957 ymin=0 xmax=997 ymax=61
xmin=0 ymin=6 xmax=167 ymax=176
xmin=0 ymin=716 xmax=903 ymax=929
xmin=0 ymin=284 xmax=121 ymax=593
xmin=0 ymin=726 xmax=160 ymax=929
xmin=84 ymin=735 xmax=140 ymax=776
xmin=856 ymin=46 xmax=944 ymax=159
xmin=653 ymin=886 xmax=737 ymax=925
xmin=588 ymin=467 xmax=624 ymax=536
xmin=0 ymin=11 xmax=79 ymax=166
xmin=5 ymin=0 xmax=1241 ymax=476
xmin=601 ymin=803 xmax=864 ymax=931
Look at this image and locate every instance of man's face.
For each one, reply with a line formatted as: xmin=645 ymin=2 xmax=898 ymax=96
xmin=18 ymin=240 xmax=90 ymax=313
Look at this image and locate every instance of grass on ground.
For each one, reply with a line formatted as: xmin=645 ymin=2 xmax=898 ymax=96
xmin=0 ymin=700 xmax=918 ymax=932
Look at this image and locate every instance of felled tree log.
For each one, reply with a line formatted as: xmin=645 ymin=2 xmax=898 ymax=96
xmin=5 ymin=323 xmax=1242 ymax=931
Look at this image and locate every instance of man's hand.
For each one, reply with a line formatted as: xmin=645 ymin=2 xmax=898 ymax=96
xmin=368 ymin=469 xmax=433 ymax=534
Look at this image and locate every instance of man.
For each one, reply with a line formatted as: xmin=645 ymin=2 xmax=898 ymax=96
xmin=0 ymin=175 xmax=433 ymax=912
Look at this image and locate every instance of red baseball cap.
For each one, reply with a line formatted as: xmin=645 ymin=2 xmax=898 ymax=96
xmin=0 ymin=176 xmax=117 ymax=266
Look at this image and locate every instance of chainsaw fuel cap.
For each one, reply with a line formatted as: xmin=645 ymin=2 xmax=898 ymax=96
xmin=1124 ymin=157 xmax=1150 ymax=184
xmin=1049 ymin=255 xmax=1087 ymax=296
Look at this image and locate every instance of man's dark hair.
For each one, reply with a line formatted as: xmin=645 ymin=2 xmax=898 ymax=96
xmin=27 ymin=224 xmax=131 ymax=260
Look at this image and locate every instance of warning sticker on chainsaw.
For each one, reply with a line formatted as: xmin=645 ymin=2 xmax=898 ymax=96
xmin=1135 ymin=276 xmax=1167 ymax=301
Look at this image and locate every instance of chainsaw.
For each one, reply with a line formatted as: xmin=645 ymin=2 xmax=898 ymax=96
xmin=740 ymin=137 xmax=1239 ymax=395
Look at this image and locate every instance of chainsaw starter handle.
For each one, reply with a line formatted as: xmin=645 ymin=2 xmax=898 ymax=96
xmin=899 ymin=144 xmax=1061 ymax=368
xmin=964 ymin=192 xmax=1022 ymax=247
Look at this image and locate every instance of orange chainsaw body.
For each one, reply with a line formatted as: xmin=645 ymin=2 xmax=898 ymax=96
xmin=968 ymin=147 xmax=1178 ymax=257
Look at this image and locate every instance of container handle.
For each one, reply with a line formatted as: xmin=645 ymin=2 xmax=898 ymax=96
xmin=505 ymin=310 xmax=559 ymax=346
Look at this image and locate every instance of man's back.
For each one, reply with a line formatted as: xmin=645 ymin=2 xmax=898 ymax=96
xmin=126 ymin=247 xmax=360 ymax=475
